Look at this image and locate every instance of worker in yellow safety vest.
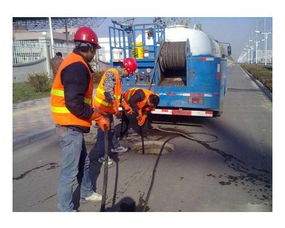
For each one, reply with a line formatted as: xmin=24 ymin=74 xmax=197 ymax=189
xmin=89 ymin=58 xmax=137 ymax=168
xmin=50 ymin=26 xmax=109 ymax=212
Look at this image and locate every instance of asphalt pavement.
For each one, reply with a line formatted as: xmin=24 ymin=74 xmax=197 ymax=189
xmin=13 ymin=63 xmax=272 ymax=212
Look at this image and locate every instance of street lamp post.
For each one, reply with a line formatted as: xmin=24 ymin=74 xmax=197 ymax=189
xmin=261 ymin=39 xmax=265 ymax=64
xmin=263 ymin=32 xmax=271 ymax=65
xmin=255 ymin=30 xmax=262 ymax=64
xmin=256 ymin=30 xmax=271 ymax=66
xmin=255 ymin=40 xmax=260 ymax=64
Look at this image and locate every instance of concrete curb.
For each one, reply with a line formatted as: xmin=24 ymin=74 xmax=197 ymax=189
xmin=239 ymin=65 xmax=272 ymax=102
xmin=13 ymin=127 xmax=55 ymax=150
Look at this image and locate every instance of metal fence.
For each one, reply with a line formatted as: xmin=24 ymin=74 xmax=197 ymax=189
xmin=13 ymin=40 xmax=45 ymax=64
xmin=13 ymin=40 xmax=75 ymax=65
xmin=52 ymin=42 xmax=75 ymax=58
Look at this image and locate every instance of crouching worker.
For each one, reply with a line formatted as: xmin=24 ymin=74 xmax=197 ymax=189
xmin=121 ymin=88 xmax=160 ymax=134
xmin=89 ymin=57 xmax=138 ymax=169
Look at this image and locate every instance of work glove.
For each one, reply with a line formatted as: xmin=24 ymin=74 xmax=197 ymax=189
xmin=121 ymin=100 xmax=134 ymax=115
xmin=90 ymin=109 xmax=110 ymax=131
xmin=96 ymin=115 xmax=110 ymax=131
xmin=138 ymin=114 xmax=147 ymax=126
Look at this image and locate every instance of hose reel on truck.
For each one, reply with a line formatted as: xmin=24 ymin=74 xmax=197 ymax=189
xmin=157 ymin=40 xmax=190 ymax=86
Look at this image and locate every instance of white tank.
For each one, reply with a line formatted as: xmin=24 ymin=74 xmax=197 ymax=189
xmin=165 ymin=25 xmax=214 ymax=56
xmin=211 ymin=40 xmax=223 ymax=57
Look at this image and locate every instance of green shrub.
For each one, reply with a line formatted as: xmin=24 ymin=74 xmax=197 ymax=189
xmin=241 ymin=64 xmax=272 ymax=91
xmin=28 ymin=72 xmax=52 ymax=92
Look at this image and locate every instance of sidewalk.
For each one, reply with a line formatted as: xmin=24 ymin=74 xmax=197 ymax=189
xmin=13 ymin=97 xmax=55 ymax=149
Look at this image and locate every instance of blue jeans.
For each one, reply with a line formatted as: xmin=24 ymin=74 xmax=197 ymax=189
xmin=56 ymin=126 xmax=94 ymax=212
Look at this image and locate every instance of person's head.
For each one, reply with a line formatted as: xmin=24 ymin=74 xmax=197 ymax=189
xmin=121 ymin=58 xmax=137 ymax=77
xmin=147 ymin=94 xmax=160 ymax=108
xmin=55 ymin=52 xmax=62 ymax=58
xmin=74 ymin=26 xmax=101 ymax=62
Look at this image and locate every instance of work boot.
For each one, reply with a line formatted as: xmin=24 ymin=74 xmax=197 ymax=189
xmin=83 ymin=192 xmax=102 ymax=202
xmin=111 ymin=145 xmax=128 ymax=153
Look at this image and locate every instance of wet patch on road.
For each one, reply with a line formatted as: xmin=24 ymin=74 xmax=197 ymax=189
xmin=207 ymin=173 xmax=272 ymax=205
xmin=155 ymin=126 xmax=272 ymax=206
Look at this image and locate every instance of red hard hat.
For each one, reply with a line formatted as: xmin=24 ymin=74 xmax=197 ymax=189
xmin=74 ymin=26 xmax=101 ymax=49
xmin=123 ymin=58 xmax=138 ymax=75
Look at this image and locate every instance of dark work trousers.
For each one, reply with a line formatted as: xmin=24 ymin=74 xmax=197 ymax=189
xmin=88 ymin=114 xmax=119 ymax=192
xmin=122 ymin=111 xmax=150 ymax=136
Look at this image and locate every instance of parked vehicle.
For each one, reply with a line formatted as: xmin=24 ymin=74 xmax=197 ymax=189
xmin=109 ymin=22 xmax=231 ymax=117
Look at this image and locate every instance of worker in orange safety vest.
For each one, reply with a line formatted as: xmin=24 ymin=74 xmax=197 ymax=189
xmin=50 ymin=26 xmax=109 ymax=212
xmin=122 ymin=88 xmax=160 ymax=134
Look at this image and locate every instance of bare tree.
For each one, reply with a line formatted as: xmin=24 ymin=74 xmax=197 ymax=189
xmin=153 ymin=17 xmax=191 ymax=27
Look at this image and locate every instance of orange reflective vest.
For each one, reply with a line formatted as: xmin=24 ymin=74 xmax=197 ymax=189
xmin=93 ymin=68 xmax=122 ymax=113
xmin=50 ymin=52 xmax=93 ymax=127
xmin=123 ymin=88 xmax=155 ymax=112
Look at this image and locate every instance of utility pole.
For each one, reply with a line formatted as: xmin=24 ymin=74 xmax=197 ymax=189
xmin=48 ymin=17 xmax=55 ymax=57
xmin=64 ymin=18 xmax=68 ymax=45
xmin=64 ymin=18 xmax=69 ymax=54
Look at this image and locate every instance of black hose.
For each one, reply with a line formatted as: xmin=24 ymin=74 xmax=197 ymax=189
xmin=142 ymin=135 xmax=179 ymax=211
xmin=112 ymin=161 xmax=119 ymax=207
xmin=142 ymin=127 xmax=216 ymax=211
xmin=100 ymin=130 xmax=109 ymax=212
xmin=140 ymin=126 xmax=145 ymax=155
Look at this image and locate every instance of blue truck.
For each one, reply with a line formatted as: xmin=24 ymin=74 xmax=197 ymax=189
xmin=108 ymin=22 xmax=231 ymax=117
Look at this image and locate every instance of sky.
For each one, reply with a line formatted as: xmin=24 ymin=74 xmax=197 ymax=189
xmin=93 ymin=17 xmax=272 ymax=61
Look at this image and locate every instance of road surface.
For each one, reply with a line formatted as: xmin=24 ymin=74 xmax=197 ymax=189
xmin=13 ymin=63 xmax=272 ymax=212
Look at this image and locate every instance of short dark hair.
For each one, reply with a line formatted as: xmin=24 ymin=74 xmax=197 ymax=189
xmin=56 ymin=52 xmax=62 ymax=57
xmin=74 ymin=41 xmax=96 ymax=53
xmin=149 ymin=94 xmax=160 ymax=107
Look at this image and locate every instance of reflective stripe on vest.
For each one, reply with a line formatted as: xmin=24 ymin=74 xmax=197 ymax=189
xmin=50 ymin=106 xmax=70 ymax=113
xmin=51 ymin=88 xmax=92 ymax=105
xmin=94 ymin=96 xmax=112 ymax=107
xmin=96 ymin=87 xmax=121 ymax=100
